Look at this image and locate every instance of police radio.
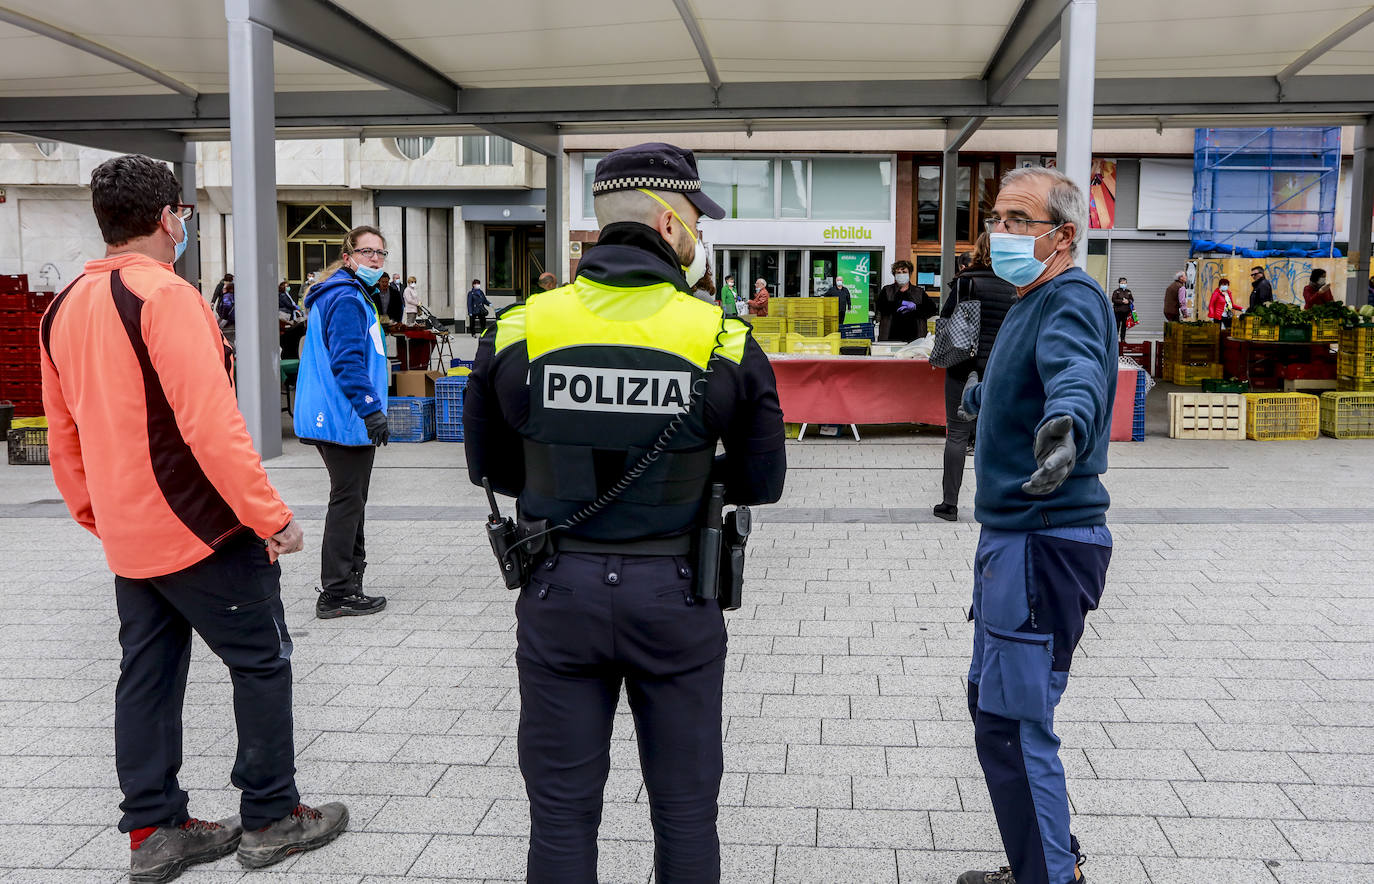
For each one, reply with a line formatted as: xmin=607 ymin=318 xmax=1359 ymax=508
xmin=482 ymin=479 xmax=528 ymax=590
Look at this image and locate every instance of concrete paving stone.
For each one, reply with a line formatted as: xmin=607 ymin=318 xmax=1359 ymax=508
xmin=406 ymin=834 xmax=527 ymax=879
xmin=1139 ymin=856 xmax=1288 ymax=883
xmin=720 ymin=844 xmax=777 ymax=883
xmin=1068 ymin=779 xmax=1188 ymax=817
xmin=1170 ymin=781 xmax=1305 ymax=820
xmin=1083 ymin=748 xmax=1203 ymax=781
xmin=299 ymin=731 xmax=411 ymax=761
xmin=1288 ymin=752 xmax=1374 ymax=787
xmin=470 ymin=799 xmax=528 ymax=837
xmin=1158 ymin=818 xmax=1299 ymax=860
xmin=391 ymin=735 xmax=501 ymax=765
xmin=1198 ymin=722 xmax=1316 ymax=752
xmin=1 ymin=870 xmax=126 ymax=883
xmin=927 ymin=811 xmax=1002 ymax=851
xmin=1295 ymin=725 xmax=1374 ymax=753
xmin=850 ymin=776 xmax=962 ymax=812
xmin=1275 ymin=820 xmax=1374 ymax=863
xmin=1072 ymin=814 xmax=1176 ymax=857
xmin=715 ymin=807 xmax=817 ymax=846
xmin=773 ymin=846 xmax=897 ymax=884
xmin=330 ymin=762 xmax=448 ymax=796
xmin=1269 ymin=860 xmax=1374 ymax=882
xmin=1280 ymin=784 xmax=1374 ymax=822
xmin=727 ymin=717 xmax=819 ymax=745
xmin=744 ymin=774 xmax=852 ymax=809
xmin=820 ymin=718 xmax=916 ymax=747
xmin=723 ymin=743 xmax=788 ymax=774
xmin=1183 ymin=749 xmax=1313 ymax=784
xmin=365 ymin=796 xmax=494 ymax=835
xmin=884 ymin=747 xmax=983 ymax=779
xmin=758 ymin=695 xmax=848 ymax=718
xmin=785 ymin=744 xmax=885 ymax=776
xmin=1102 ymin=721 xmax=1212 ymax=749
xmin=816 ymin=808 xmax=932 ymax=850
xmin=0 ymin=823 xmax=103 ymax=867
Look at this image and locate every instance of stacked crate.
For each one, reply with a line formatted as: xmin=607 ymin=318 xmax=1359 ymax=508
xmin=1162 ymin=321 xmax=1222 ymax=386
xmin=1337 ymin=326 xmax=1374 ymax=392
xmin=0 ymin=275 xmax=52 ymax=418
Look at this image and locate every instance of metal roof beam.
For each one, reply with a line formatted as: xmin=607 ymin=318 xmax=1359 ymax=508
xmin=945 ymin=116 xmax=986 ymax=152
xmin=481 ymin=123 xmax=561 ymax=156
xmin=1277 ymin=6 xmax=1374 ymax=88
xmin=20 ymin=128 xmax=188 ymax=163
xmin=983 ymin=0 xmax=1071 ymax=105
xmin=0 ymin=6 xmax=198 ymax=98
xmin=225 ymin=0 xmax=458 ymax=113
xmin=671 ymin=0 xmax=722 ymax=91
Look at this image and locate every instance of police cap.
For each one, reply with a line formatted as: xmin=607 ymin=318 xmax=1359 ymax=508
xmin=592 ymin=142 xmax=726 ymax=220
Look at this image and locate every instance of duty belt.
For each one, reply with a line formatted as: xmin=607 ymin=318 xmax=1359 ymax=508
xmin=554 ymin=534 xmax=693 ymax=556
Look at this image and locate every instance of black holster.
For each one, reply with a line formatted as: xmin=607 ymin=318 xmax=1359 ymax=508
xmin=692 ymin=483 xmax=749 ymax=610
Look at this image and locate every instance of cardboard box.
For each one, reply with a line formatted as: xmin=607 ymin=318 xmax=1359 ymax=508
xmin=394 ymin=370 xmax=444 ymax=398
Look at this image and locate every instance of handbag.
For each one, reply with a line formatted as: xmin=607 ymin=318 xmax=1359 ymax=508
xmin=930 ymin=278 xmax=981 ymax=368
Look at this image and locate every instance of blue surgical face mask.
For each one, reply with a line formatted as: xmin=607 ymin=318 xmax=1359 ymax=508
xmin=353 ymin=262 xmax=384 ymax=287
xmin=989 ymin=227 xmax=1062 ymax=287
xmin=168 ymin=213 xmax=188 ymax=262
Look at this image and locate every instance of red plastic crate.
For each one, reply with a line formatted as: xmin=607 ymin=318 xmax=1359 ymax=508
xmin=0 ymin=381 xmax=41 ymax=402
xmin=0 ymin=342 xmax=39 ymax=364
xmin=1280 ymin=362 xmax=1336 ymax=381
xmin=0 ymin=293 xmax=26 ymax=311
xmin=27 ymin=292 xmax=54 ymax=313
xmin=10 ymin=399 xmax=42 ymax=418
xmin=0 ymin=310 xmax=41 ymax=330
xmin=0 ymin=275 xmax=28 ymax=294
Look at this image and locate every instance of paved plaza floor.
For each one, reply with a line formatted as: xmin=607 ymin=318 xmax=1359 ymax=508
xmin=1 ymin=386 xmax=1372 ymax=883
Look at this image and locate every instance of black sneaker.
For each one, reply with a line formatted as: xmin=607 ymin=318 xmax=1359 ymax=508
xmin=957 ymin=870 xmax=1016 ymax=884
xmin=933 ymin=503 xmax=958 ymax=522
xmin=315 ymin=591 xmax=387 ymax=619
xmin=130 ymin=817 xmax=241 ymax=883
xmin=236 ymin=802 xmax=349 ymax=869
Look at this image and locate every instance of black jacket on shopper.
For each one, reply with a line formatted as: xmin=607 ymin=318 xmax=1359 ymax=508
xmin=940 ymin=267 xmax=1017 ymax=382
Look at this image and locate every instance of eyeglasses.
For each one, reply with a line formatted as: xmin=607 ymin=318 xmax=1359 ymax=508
xmin=168 ymin=204 xmax=195 ymax=221
xmin=984 ymin=217 xmax=1058 ymax=235
xmin=351 ymin=248 xmax=389 ymax=259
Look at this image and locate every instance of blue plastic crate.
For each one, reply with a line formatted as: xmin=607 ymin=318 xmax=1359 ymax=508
xmin=1131 ymin=370 xmax=1147 ymax=442
xmin=450 ymin=358 xmax=475 ymax=371
xmin=840 ymin=322 xmax=875 ymax=339
xmin=435 ymin=376 xmax=467 ymax=442
xmin=387 ymin=396 xmax=435 ymax=443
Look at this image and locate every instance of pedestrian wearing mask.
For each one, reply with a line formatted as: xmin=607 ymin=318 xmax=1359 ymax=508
xmin=749 ymin=277 xmax=770 ymax=316
xmin=875 ymin=260 xmax=934 ymax=341
xmin=467 ymin=279 xmax=492 ymax=337
xmin=1110 ymin=277 xmax=1133 ymax=342
xmin=1303 ymin=268 xmax=1334 ymax=308
xmin=464 ymin=142 xmax=786 ymax=884
xmin=832 ymin=275 xmax=852 ymax=324
xmin=1207 ymin=278 xmax=1240 ymax=327
xmin=403 ymin=276 xmax=421 ymax=324
xmin=956 ymin=166 xmax=1114 ymax=884
xmin=294 ymin=226 xmax=392 ymax=620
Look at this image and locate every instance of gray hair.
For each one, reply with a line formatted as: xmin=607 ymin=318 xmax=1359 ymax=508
xmin=1000 ymin=166 xmax=1088 ymax=259
xmin=1175 ymin=270 xmax=1188 ymax=282
xmin=593 ymin=188 xmax=693 ymax=229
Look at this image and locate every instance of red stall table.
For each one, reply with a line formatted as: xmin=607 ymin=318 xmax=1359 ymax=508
xmin=769 ymin=355 xmax=1140 ymax=441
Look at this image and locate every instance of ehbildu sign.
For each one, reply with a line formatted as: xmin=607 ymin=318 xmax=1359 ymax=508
xmin=544 ymin=366 xmax=692 ymax=414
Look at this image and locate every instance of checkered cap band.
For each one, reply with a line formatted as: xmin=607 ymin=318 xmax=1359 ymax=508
xmin=592 ymin=176 xmax=702 ymax=195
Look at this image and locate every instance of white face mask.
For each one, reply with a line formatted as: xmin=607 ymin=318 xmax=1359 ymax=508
xmin=1220 ymin=285 xmax=1229 ymax=292
xmin=638 ymin=188 xmax=708 ymax=286
xmin=894 ymin=273 xmax=910 ymax=285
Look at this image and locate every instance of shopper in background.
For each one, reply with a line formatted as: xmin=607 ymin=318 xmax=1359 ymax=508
xmin=371 ymin=273 xmax=390 ymax=318
xmin=294 ymin=225 xmax=392 ymax=621
xmin=215 ymin=278 xmax=236 ymax=343
xmin=957 ymin=166 xmax=1114 ymax=884
xmin=385 ymin=274 xmax=406 ymax=323
xmin=831 ymin=274 xmax=852 ymax=324
xmin=1207 ymin=278 xmax=1240 ymax=327
xmin=403 ymin=275 xmax=421 ymax=324
xmin=1303 ymin=268 xmax=1334 ymax=308
xmin=276 ymin=280 xmax=300 ymax=318
xmin=467 ymin=278 xmax=491 ymax=337
xmin=749 ymin=277 xmax=770 ymax=317
xmin=533 ymin=272 xmax=558 ymax=299
xmin=875 ymin=260 xmax=932 ymax=341
xmin=934 ymin=233 xmax=1015 ymax=523
xmin=210 ymin=272 xmax=233 ymax=313
xmin=40 ymin=153 xmax=347 ymax=882
xmin=1250 ymin=266 xmax=1274 ymax=308
xmin=1110 ymin=277 xmax=1133 ymax=342
xmin=1163 ymin=270 xmax=1186 ymax=323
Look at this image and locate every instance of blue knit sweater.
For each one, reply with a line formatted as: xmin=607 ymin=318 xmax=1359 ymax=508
xmin=965 ymin=267 xmax=1117 ymax=530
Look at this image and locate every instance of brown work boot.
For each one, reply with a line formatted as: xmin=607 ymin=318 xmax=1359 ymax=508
xmin=130 ymin=817 xmax=241 ymax=883
xmin=235 ymin=802 xmax=348 ymax=868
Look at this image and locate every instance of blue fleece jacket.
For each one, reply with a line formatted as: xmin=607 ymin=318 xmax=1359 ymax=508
xmin=294 ymin=268 xmax=389 ymax=446
xmin=965 ymin=267 xmax=1117 ymax=530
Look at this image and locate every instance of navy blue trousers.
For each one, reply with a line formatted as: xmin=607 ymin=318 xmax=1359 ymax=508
xmin=515 ymin=552 xmax=727 ymax=884
xmin=113 ymin=533 xmax=299 ymax=832
xmin=967 ymin=526 xmax=1111 ymax=884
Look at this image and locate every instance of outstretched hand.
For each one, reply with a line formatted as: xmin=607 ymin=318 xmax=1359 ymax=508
xmin=1022 ymin=415 xmax=1076 ymax=496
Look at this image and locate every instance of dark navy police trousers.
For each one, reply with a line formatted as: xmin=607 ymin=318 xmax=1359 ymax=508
xmin=113 ymin=533 xmax=299 ymax=832
xmin=967 ymin=526 xmax=1111 ymax=884
xmin=515 ymin=552 xmax=727 ymax=884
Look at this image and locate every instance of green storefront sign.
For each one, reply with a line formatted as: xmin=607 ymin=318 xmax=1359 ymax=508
xmin=837 ymin=252 xmax=870 ymax=325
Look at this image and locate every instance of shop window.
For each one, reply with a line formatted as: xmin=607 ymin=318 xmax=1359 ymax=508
xmin=955 ymin=166 xmax=972 ymax=243
xmin=33 ymin=141 xmax=59 ymax=158
xmin=699 ymin=158 xmax=774 ymax=219
xmin=780 ymin=160 xmax=808 ymax=218
xmin=486 ymin=228 xmax=516 ymax=292
xmin=916 ymin=165 xmax=940 ymax=241
xmin=979 ymin=161 xmax=999 ymax=227
xmin=812 ymin=158 xmax=891 ymax=220
xmin=784 ymin=250 xmax=802 ymax=297
xmin=915 ymin=159 xmax=1001 ymax=243
xmin=462 ymin=135 xmax=513 ymax=166
xmin=581 ymin=154 xmax=606 ymax=218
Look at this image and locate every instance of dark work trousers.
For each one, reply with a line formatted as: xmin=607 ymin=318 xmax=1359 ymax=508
xmin=515 ymin=552 xmax=728 ymax=884
xmin=1115 ymin=313 xmax=1130 ymax=342
xmin=315 ymin=441 xmax=376 ymax=598
xmin=967 ymin=526 xmax=1111 ymax=884
xmin=469 ymin=313 xmax=488 ymax=337
xmin=941 ymin=372 xmax=976 ymax=507
xmin=113 ymin=533 xmax=299 ymax=832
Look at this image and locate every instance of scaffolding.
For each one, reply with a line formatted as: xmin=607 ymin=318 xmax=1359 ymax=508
xmin=1191 ymin=127 xmax=1341 ymax=256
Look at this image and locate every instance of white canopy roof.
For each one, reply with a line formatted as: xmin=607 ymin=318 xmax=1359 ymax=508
xmin=3 ymin=0 xmax=1374 ymax=158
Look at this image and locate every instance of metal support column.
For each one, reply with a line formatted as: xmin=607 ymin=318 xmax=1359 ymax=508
xmin=1056 ymin=0 xmax=1097 ymax=269
xmin=939 ymin=147 xmax=959 ymax=296
xmin=226 ymin=1 xmax=281 ymax=458
xmin=176 ymin=140 xmax=201 ymax=292
xmin=1347 ymin=116 xmax=1374 ymax=306
xmin=544 ymin=139 xmax=564 ymax=285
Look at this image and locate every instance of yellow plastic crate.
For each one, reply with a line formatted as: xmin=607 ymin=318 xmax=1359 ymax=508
xmin=785 ymin=332 xmax=841 ymax=355
xmin=1312 ymin=318 xmax=1341 ymax=343
xmin=1168 ymin=392 xmax=1246 ymax=440
xmin=1171 ymin=362 xmax=1223 ymax=386
xmin=1230 ymin=315 xmax=1252 ymax=341
xmin=746 ymin=317 xmax=785 ymax=338
xmin=751 ymin=331 xmax=781 ymax=354
xmin=1340 ymin=326 xmax=1374 ymax=350
xmin=1166 ymin=321 xmax=1220 ymax=347
xmin=1339 ymin=375 xmax=1374 ymax=392
xmin=1320 ymin=391 xmax=1374 ymax=439
xmin=788 ymin=317 xmax=826 ymax=337
xmin=1244 ymin=392 xmax=1319 ymax=441
xmin=1162 ymin=360 xmax=1174 ymax=382
xmin=1251 ymin=323 xmax=1279 ymax=342
xmin=1337 ymin=348 xmax=1374 ymax=380
xmin=769 ymin=299 xmax=789 ymax=318
xmin=786 ymin=298 xmax=829 ymax=319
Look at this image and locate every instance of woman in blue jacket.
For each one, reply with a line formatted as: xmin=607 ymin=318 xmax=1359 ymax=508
xmin=294 ymin=225 xmax=391 ymax=619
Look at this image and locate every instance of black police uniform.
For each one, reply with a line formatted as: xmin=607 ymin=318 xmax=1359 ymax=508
xmin=464 ymin=144 xmax=786 ymax=884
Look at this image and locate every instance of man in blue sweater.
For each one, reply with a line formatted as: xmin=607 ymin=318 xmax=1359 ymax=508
xmin=955 ymin=167 xmax=1115 ymax=884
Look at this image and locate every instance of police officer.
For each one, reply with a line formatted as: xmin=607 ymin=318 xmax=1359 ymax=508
xmin=463 ymin=142 xmax=786 ymax=884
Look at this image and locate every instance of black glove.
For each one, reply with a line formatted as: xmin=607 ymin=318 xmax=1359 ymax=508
xmin=1022 ymin=415 xmax=1076 ymax=496
xmin=954 ymin=371 xmax=980 ymax=422
xmin=364 ymin=410 xmax=390 ymax=447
